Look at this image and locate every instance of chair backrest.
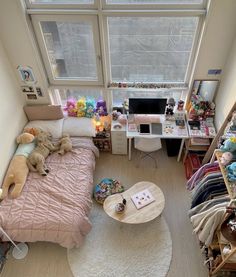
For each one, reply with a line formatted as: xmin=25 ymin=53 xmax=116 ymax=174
xmin=134 ymin=137 xmax=162 ymax=152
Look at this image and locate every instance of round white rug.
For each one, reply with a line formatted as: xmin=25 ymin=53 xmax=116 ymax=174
xmin=67 ymin=204 xmax=172 ymax=277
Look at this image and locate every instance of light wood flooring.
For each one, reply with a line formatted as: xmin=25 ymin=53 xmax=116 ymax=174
xmin=1 ymin=147 xmax=208 ymax=277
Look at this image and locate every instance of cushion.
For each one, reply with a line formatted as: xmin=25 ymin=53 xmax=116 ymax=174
xmin=24 ymin=105 xmax=64 ymax=121
xmin=24 ymin=119 xmax=64 ymax=139
xmin=94 ymin=178 xmax=124 ymax=204
xmin=63 ymin=117 xmax=95 ymax=137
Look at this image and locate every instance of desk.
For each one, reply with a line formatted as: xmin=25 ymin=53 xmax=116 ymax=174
xmin=126 ymin=116 xmax=189 ymax=162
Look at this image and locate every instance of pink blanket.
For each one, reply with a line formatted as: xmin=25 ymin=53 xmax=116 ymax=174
xmin=0 ymin=138 xmax=99 ymax=248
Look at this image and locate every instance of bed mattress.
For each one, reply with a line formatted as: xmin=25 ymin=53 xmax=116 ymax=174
xmin=0 ymin=137 xmax=99 ymax=249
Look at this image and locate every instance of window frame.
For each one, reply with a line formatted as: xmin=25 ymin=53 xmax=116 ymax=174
xmin=26 ymin=0 xmax=208 ymax=104
xmin=31 ymin=14 xmax=103 ymax=86
xmin=25 ymin=0 xmax=98 ymax=9
xmin=103 ymin=12 xmax=204 ymax=86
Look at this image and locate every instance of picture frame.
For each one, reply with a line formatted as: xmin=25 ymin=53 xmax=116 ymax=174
xmin=26 ymin=94 xmax=37 ymax=100
xmin=191 ymin=80 xmax=219 ymax=102
xmin=17 ymin=65 xmax=36 ymax=84
xmin=21 ymin=86 xmax=34 ymax=93
xmin=36 ymin=87 xmax=44 ymax=97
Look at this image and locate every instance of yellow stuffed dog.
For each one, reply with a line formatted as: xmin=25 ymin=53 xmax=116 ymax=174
xmin=57 ymin=134 xmax=72 ymax=155
xmin=0 ymin=133 xmax=35 ymax=200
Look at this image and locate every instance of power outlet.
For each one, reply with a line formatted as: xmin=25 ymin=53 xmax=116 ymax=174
xmin=208 ymin=69 xmax=222 ymax=75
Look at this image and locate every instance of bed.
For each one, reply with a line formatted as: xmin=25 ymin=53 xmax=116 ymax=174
xmin=0 ymin=108 xmax=99 ymax=249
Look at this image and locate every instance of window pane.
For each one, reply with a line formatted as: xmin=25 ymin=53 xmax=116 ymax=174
xmin=56 ymin=88 xmax=103 ymax=106
xmin=112 ymin=89 xmax=187 ymax=107
xmin=108 ymin=17 xmax=198 ymax=83
xmin=40 ymin=21 xmax=98 ymax=80
xmin=30 ymin=0 xmax=94 ymax=4
xmin=107 ymin=0 xmax=202 ymax=3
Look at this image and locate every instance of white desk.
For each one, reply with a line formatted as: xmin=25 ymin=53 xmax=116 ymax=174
xmin=126 ymin=117 xmax=189 ymax=162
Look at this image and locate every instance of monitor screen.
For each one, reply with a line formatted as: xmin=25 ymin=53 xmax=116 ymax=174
xmin=128 ymin=98 xmax=167 ymax=114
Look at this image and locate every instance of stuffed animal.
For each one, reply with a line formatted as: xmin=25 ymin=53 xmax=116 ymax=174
xmin=219 ymin=152 xmax=233 ymax=166
xmin=57 ymin=134 xmax=72 ymax=155
xmin=27 ymin=131 xmax=56 ymax=176
xmin=220 ymin=137 xmax=236 ymax=154
xmin=85 ymin=99 xmax=95 ymax=118
xmin=96 ymin=100 xmax=108 ymax=116
xmin=77 ymin=97 xmax=86 ymax=117
xmin=0 ymin=133 xmax=35 ymax=200
xmin=64 ymin=98 xmax=77 ymax=117
xmin=165 ymin=98 xmax=175 ymax=116
xmin=23 ymin=127 xmax=43 ymax=137
xmin=226 ymin=162 xmax=236 ymax=182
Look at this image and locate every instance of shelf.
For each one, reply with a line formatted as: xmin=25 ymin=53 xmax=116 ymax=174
xmin=215 ymin=150 xmax=236 ymax=199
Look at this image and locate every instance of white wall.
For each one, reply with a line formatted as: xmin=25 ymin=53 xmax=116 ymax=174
xmin=0 ymin=39 xmax=28 ymax=183
xmin=193 ymin=0 xmax=236 ymax=80
xmin=0 ymin=0 xmax=50 ymax=105
xmin=214 ymin=37 xmax=236 ymax=130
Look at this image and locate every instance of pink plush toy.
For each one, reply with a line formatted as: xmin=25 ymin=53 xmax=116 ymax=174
xmin=64 ymin=98 xmax=77 ymax=117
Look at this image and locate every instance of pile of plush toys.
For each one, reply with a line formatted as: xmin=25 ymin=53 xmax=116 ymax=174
xmin=219 ymin=137 xmax=236 ymax=182
xmin=64 ymin=97 xmax=108 ymax=118
xmin=188 ymin=95 xmax=215 ymax=121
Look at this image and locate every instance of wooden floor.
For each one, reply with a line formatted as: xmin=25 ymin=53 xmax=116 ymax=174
xmin=1 ymin=147 xmax=208 ymax=277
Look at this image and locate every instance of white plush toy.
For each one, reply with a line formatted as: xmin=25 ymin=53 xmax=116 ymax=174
xmin=219 ymin=152 xmax=233 ymax=166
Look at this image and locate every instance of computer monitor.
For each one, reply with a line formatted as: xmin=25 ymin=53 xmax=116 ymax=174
xmin=128 ymin=98 xmax=167 ymax=115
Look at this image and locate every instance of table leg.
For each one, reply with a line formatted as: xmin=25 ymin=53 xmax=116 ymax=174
xmin=128 ymin=138 xmax=132 ymax=161
xmin=177 ymin=138 xmax=185 ymax=162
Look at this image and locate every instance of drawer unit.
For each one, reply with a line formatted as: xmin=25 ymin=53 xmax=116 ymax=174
xmin=111 ymin=121 xmax=127 ymax=155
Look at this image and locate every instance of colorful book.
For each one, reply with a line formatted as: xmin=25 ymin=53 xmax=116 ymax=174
xmin=131 ymin=189 xmax=155 ymax=210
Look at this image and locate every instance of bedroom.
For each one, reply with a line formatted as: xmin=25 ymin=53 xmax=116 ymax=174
xmin=0 ymin=0 xmax=236 ymax=276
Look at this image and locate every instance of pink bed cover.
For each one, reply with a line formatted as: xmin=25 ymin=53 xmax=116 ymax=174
xmin=0 ymin=137 xmax=99 ymax=249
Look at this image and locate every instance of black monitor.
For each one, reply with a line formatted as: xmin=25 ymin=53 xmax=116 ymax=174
xmin=128 ymin=98 xmax=167 ymax=114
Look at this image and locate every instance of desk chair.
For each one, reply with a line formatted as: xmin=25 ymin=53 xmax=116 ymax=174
xmin=134 ymin=137 xmax=162 ymax=168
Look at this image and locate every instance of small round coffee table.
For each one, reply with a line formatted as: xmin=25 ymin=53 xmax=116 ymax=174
xmin=103 ymin=181 xmax=165 ymax=224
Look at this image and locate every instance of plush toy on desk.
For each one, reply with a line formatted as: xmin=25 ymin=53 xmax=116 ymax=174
xmin=165 ymin=98 xmax=175 ymax=118
xmin=57 ymin=134 xmax=72 ymax=155
xmin=220 ymin=137 xmax=236 ymax=156
xmin=226 ymin=162 xmax=236 ymax=182
xmin=0 ymin=133 xmax=35 ymax=200
xmin=64 ymin=98 xmax=77 ymax=117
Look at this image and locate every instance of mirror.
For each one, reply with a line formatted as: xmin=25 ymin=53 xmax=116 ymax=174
xmin=191 ymin=80 xmax=219 ymax=102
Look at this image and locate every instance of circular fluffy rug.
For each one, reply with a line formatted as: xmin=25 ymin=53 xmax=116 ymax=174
xmin=67 ymin=204 xmax=172 ymax=277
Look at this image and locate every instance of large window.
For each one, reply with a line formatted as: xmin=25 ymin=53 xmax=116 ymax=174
xmin=32 ymin=15 xmax=103 ymax=85
xmin=108 ymin=17 xmax=198 ymax=83
xmin=26 ymin=0 xmax=206 ymax=106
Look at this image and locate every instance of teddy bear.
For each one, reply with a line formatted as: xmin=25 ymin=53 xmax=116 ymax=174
xmin=64 ymin=98 xmax=77 ymax=117
xmin=226 ymin=162 xmax=236 ymax=182
xmin=77 ymin=97 xmax=86 ymax=117
xmin=0 ymin=133 xmax=35 ymax=200
xmin=57 ymin=134 xmax=72 ymax=155
xmin=85 ymin=99 xmax=95 ymax=118
xmin=96 ymin=100 xmax=108 ymax=116
xmin=27 ymin=131 xmax=56 ymax=176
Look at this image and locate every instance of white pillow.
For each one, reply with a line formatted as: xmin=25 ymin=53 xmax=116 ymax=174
xmin=24 ymin=119 xmax=64 ymax=139
xmin=63 ymin=117 xmax=95 ymax=137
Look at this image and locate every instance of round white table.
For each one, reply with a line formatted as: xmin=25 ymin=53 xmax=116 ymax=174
xmin=103 ymin=181 xmax=165 ymax=224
